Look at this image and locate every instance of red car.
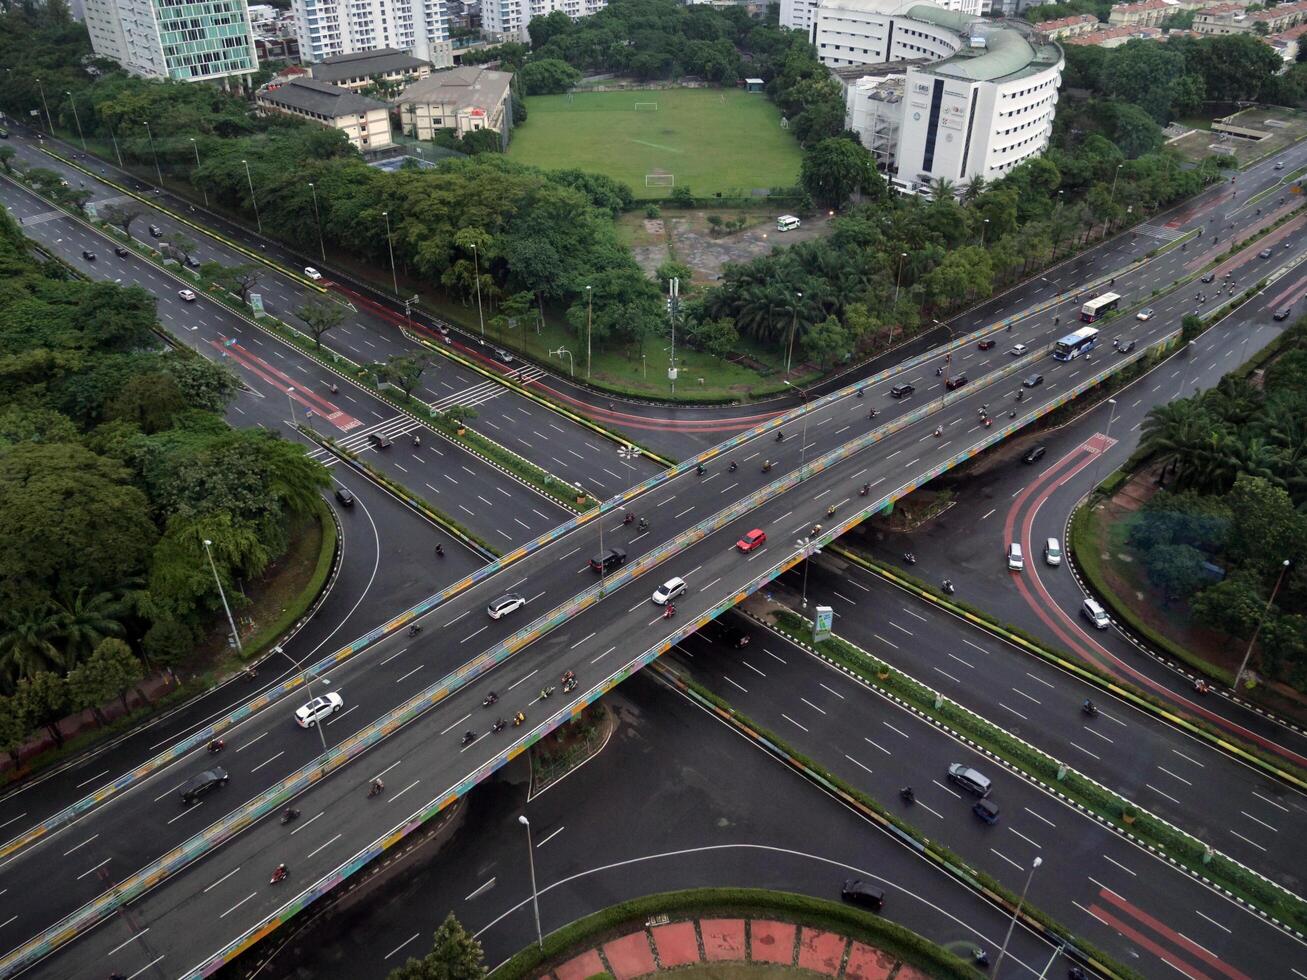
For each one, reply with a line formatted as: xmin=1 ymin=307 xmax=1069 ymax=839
xmin=737 ymin=529 xmax=767 ymax=552
xmin=977 ymin=339 xmax=996 ymax=351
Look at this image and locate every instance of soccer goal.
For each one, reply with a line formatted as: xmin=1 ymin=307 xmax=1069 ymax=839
xmin=634 ymin=102 xmax=659 ymax=111
xmin=645 ymin=174 xmax=675 ymax=188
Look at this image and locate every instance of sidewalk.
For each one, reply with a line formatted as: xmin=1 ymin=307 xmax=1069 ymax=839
xmin=544 ymin=916 xmax=930 ymax=980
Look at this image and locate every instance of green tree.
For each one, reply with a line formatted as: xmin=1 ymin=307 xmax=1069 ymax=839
xmin=670 ymin=185 xmax=695 ymax=208
xmin=0 ymin=695 xmax=28 ymax=767
xmin=1142 ymin=542 xmax=1207 ymax=601
xmin=801 ymin=315 xmax=850 ymax=367
xmin=142 ymin=617 xmax=194 ymax=668
xmin=1181 ymin=314 xmax=1203 ymax=343
xmin=106 ymin=371 xmax=187 ymax=433
xmin=1225 ymin=475 xmax=1307 ymax=574
xmin=0 ymin=603 xmax=63 ymax=691
xmin=163 ymin=234 xmax=199 ymax=266
xmin=52 ymin=588 xmax=126 ymax=668
xmin=800 ymin=137 xmax=877 ymax=209
xmin=1192 ymin=569 xmax=1267 ymax=638
xmin=297 ymin=293 xmax=347 ymax=347
xmin=378 ymin=353 xmax=431 ymax=398
xmin=0 ymin=146 xmax=15 ymax=174
xmin=14 ymin=671 xmax=69 ymax=748
xmin=205 ymin=262 xmax=262 ymax=304
xmin=655 ymin=261 xmax=693 ymax=290
xmin=684 ymin=316 xmax=739 ymax=359
xmin=518 ymin=59 xmax=582 ymax=95
xmin=390 ymin=913 xmax=486 ymax=980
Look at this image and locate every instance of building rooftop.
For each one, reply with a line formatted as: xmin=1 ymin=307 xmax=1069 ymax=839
xmin=259 ymin=77 xmax=390 ymax=116
xmin=396 ymin=66 xmax=513 ymax=112
xmin=1032 ymin=13 xmax=1099 ymax=31
xmin=1064 ymin=24 xmax=1164 ymax=43
xmin=310 ymin=47 xmax=430 ymax=82
xmin=905 ymin=7 xmax=1063 ymax=83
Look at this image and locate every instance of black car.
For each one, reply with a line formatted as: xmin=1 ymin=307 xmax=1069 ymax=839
xmin=973 ymin=799 xmax=1001 ymax=824
xmin=945 ymin=373 xmax=968 ymax=391
xmin=114 ymin=245 xmax=130 ymax=257
xmin=1022 ymin=374 xmax=1044 ymax=388
xmin=1274 ymin=306 xmax=1293 ymax=321
xmin=841 ymin=879 xmax=884 ymax=911
xmin=334 ymin=486 xmax=355 ymax=507
xmin=1022 ymin=445 xmax=1046 ymax=464
xmin=589 ymin=547 xmax=627 ymax=572
xmin=700 ymin=618 xmax=750 ymax=648
xmin=368 ymin=432 xmax=393 ymax=449
xmin=183 ymin=255 xmax=201 ymax=269
xmin=180 ymin=767 xmax=228 ymax=804
xmin=977 ymin=339 xmax=996 ymax=351
xmin=81 ymin=249 xmax=96 ymax=261
xmin=1201 ymin=272 xmax=1215 ymax=284
xmin=889 ymin=383 xmax=915 ymax=399
xmin=1117 ymin=339 xmax=1136 ymax=354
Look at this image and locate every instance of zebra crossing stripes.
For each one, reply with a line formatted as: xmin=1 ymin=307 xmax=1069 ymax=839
xmin=428 ymin=365 xmax=546 ymax=413
xmin=1136 ymin=223 xmax=1183 ymax=240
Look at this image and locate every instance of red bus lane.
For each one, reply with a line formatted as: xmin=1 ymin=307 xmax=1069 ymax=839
xmin=209 ymin=335 xmax=362 ymax=433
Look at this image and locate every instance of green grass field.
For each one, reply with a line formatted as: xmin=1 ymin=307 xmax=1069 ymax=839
xmin=507 ymin=88 xmax=803 ymax=199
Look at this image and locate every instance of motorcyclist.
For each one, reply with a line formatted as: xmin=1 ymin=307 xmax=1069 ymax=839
xmin=638 ymin=517 xmax=649 ymax=532
xmin=868 ymin=408 xmax=878 ymax=419
xmin=860 ymin=483 xmax=870 ymax=496
xmin=329 ymin=382 xmax=338 ymax=394
xmin=623 ymin=512 xmax=634 ymax=525
xmin=272 ymin=863 xmax=288 ymax=882
xmin=413 ymin=433 xmax=421 ymax=448
xmin=942 ymin=579 xmax=954 ymax=593
xmin=483 ymin=691 xmax=498 ymax=706
xmin=900 ymin=786 xmax=915 ymax=804
xmin=762 ymin=460 xmax=773 ymax=472
xmin=513 ymin=711 xmax=526 ymax=725
xmin=776 ymin=431 xmax=785 ymax=442
xmin=208 ymin=738 xmax=224 ymax=753
xmin=461 ymin=730 xmax=476 ymax=745
xmin=282 ymin=807 xmax=300 ymax=823
xmin=1083 ymin=699 xmax=1097 ymax=716
xmin=933 ymin=426 xmax=943 ymax=438
xmin=370 ymin=778 xmax=384 ymax=797
xmin=904 ymin=552 xmax=916 ymax=564
xmin=728 ymin=460 xmax=738 ymax=472
xmin=435 ymin=543 xmax=444 ymax=557
xmin=408 ymin=624 xmax=423 ymax=636
xmin=696 ymin=463 xmax=705 ymax=475
xmin=664 ymin=603 xmax=676 ymax=619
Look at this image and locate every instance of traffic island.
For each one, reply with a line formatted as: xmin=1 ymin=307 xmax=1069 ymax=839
xmin=529 ymin=702 xmax=617 ymax=798
xmin=491 ymin=889 xmax=980 ymax=980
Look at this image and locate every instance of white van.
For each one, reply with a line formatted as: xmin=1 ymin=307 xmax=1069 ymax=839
xmin=1045 ymin=538 xmax=1062 ymax=566
xmin=777 ymin=215 xmax=801 ymax=232
xmin=1007 ymin=543 xmax=1024 ymax=571
xmin=1082 ymin=598 xmax=1110 ymax=629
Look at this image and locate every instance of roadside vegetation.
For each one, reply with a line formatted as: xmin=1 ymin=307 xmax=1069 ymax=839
xmin=0 ymin=210 xmax=330 ymax=768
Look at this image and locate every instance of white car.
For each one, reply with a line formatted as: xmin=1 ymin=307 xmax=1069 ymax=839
xmin=652 ymin=577 xmax=687 ymax=605
xmin=304 ymin=266 xmax=323 ymax=281
xmin=1135 ymin=308 xmax=1153 ymax=321
xmin=295 ymin=692 xmax=343 ymax=728
xmin=487 ymin=593 xmax=526 ymax=620
xmin=1008 ymin=344 xmax=1028 ymax=356
xmin=177 ymin=288 xmax=197 ymax=302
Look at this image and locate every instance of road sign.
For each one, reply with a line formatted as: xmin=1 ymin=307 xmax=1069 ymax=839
xmin=814 ymin=605 xmax=833 ymax=643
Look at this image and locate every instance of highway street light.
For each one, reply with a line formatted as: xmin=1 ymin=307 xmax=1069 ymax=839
xmin=471 ymin=241 xmax=484 ymax=338
xmin=893 ymin=251 xmax=908 ymax=306
xmin=783 ymin=380 xmax=810 ymax=481
xmin=585 ymin=284 xmax=592 ymax=380
xmin=190 ymin=138 xmax=207 ymax=207
xmin=1234 ymin=558 xmax=1290 ymax=691
xmin=33 ymin=77 xmax=53 ymax=133
xmin=785 ymin=291 xmax=802 ymax=375
xmin=980 ymin=217 xmax=989 ymax=247
xmin=307 ymin=181 xmax=325 ymax=262
xmin=518 ymin=815 xmax=544 ymax=948
xmin=992 ymin=855 xmax=1041 ymax=979
xmin=107 ymin=121 xmax=124 ymax=167
xmin=1091 ymin=398 xmax=1117 ymax=491
xmin=241 ymin=159 xmax=262 ymax=233
xmin=64 ymin=91 xmax=86 ymax=152
xmin=144 ymin=121 xmax=165 ymax=190
xmin=794 ymin=538 xmax=821 ymax=609
xmin=550 ymin=346 xmax=573 ymax=377
xmin=203 ymin=538 xmax=243 ymax=654
xmin=382 ymin=211 xmax=398 ymax=296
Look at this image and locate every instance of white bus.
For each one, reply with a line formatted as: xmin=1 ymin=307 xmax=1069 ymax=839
xmin=1053 ymin=326 xmax=1100 ymax=361
xmin=776 ymin=215 xmax=801 ymax=232
xmin=1079 ymin=292 xmax=1121 ymax=322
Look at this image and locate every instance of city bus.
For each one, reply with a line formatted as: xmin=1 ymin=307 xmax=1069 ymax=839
xmin=1053 ymin=326 xmax=1100 ymax=361
xmin=1079 ymin=292 xmax=1121 ymax=322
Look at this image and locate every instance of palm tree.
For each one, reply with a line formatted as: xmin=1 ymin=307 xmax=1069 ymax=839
xmin=1139 ymin=400 xmax=1210 ymax=478
xmin=52 ymin=589 xmax=126 ymax=670
xmin=0 ymin=603 xmax=64 ymax=692
xmin=961 ymin=175 xmax=988 ymax=204
xmin=929 ymin=177 xmax=956 ymax=202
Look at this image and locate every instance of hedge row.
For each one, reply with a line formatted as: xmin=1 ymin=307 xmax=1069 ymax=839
xmin=766 ymin=610 xmax=1307 ymax=934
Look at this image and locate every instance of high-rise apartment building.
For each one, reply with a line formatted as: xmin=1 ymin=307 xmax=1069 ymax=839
xmin=480 ymin=0 xmax=608 ymax=44
xmin=83 ymin=0 xmax=258 ymax=82
xmin=291 ymin=0 xmax=451 ymax=65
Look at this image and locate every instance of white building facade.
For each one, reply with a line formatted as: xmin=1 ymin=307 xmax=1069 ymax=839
xmin=291 ymin=0 xmax=451 ymax=65
xmin=820 ymin=0 xmax=1062 ymax=189
xmin=480 ymin=0 xmax=608 ymax=44
xmin=781 ymin=0 xmax=979 ymax=32
xmin=83 ymin=0 xmax=258 ymax=81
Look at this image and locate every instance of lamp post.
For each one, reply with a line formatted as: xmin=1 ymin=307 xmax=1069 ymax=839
xmin=518 ymin=816 xmax=544 ymax=949
xmin=794 ymin=538 xmax=821 ymax=608
xmin=550 ymin=347 xmax=573 ymax=377
xmin=585 ymin=284 xmax=593 ymax=380
xmin=1233 ymin=559 xmax=1291 ymax=691
xmin=308 ymin=182 xmax=326 ymax=262
xmin=382 ymin=211 xmax=398 ymax=295
xmin=785 ymin=291 xmax=802 ymax=375
xmin=783 ymin=380 xmax=810 ymax=481
xmin=241 ymin=159 xmax=262 ymax=233
xmin=285 ymin=386 xmax=297 ymax=427
xmin=190 ymin=138 xmax=207 ymax=207
xmin=65 ymin=91 xmax=86 ymax=151
xmin=980 ymin=217 xmax=989 ymax=247
xmin=203 ymin=538 xmax=243 ymax=654
xmin=33 ymin=77 xmax=53 ymax=133
xmin=1091 ymin=398 xmax=1117 ymax=491
xmin=143 ymin=120 xmax=164 ymax=189
xmin=992 ymin=855 xmax=1041 ymax=979
xmin=470 ymin=241 xmax=485 ymax=338
xmin=107 ymin=122 xmax=124 ymax=168
xmin=893 ymin=251 xmax=908 ymax=305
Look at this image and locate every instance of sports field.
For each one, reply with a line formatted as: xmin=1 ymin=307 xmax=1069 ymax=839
xmin=507 ymin=88 xmax=803 ymax=199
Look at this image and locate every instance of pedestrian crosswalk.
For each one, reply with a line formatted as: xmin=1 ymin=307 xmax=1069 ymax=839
xmin=427 ymin=365 xmax=546 ymax=414
xmin=1136 ymin=222 xmax=1183 ymax=240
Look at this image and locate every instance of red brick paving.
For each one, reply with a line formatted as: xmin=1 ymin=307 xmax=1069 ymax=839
xmin=750 ymin=920 xmax=796 ymax=965
xmin=796 ymin=927 xmax=847 ymax=975
xmin=553 ymin=948 xmax=606 ymax=980
xmin=701 ymin=918 xmax=747 ymax=961
xmin=651 ymin=921 xmax=700 ymax=968
xmin=894 ymin=966 xmax=932 ymax=980
xmin=844 ymin=941 xmax=895 ymax=980
xmin=603 ymin=932 xmax=657 ymax=980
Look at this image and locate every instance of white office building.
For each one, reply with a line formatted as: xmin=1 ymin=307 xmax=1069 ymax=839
xmin=780 ymin=0 xmax=979 ymax=32
xmin=812 ymin=0 xmax=1062 ymax=189
xmin=83 ymin=0 xmax=258 ymax=82
xmin=291 ymin=0 xmax=451 ymax=65
xmin=480 ymin=0 xmax=608 ymax=44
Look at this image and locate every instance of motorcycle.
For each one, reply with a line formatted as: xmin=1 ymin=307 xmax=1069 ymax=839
xmin=900 ymin=786 xmax=915 ymax=804
xmin=859 ymin=484 xmax=870 ymax=497
xmin=663 ymin=604 xmax=676 ymax=620
xmin=562 ymin=677 xmax=577 ymax=694
xmin=435 ymin=544 xmax=444 ymax=557
xmin=638 ymin=518 xmax=649 ymax=532
xmin=623 ymin=513 xmax=634 ymax=526
xmin=942 ymin=580 xmax=955 ymax=595
xmin=933 ymin=427 xmax=943 ymax=438
xmin=973 ymin=949 xmax=990 ymax=969
xmin=983 ymin=417 xmax=993 ymax=428
xmin=856 ymin=389 xmax=864 ymax=398
xmin=460 ymin=731 xmax=477 ymax=747
xmin=775 ymin=431 xmax=785 ymax=442
xmin=868 ymin=408 xmax=878 ymax=419
xmin=826 ymin=504 xmax=837 ymax=517
xmin=482 ymin=692 xmax=498 ymax=708
xmin=208 ymin=739 xmax=225 ymax=754
xmin=904 ymin=552 xmax=916 ymax=564
xmin=493 ymin=718 xmax=507 ymax=733
xmin=512 ymin=711 xmax=527 ymax=727
xmin=539 ymin=685 xmax=556 ymax=699
xmin=728 ymin=461 xmax=738 ymax=472
xmin=270 ymin=865 xmax=289 ymax=884
xmin=280 ymin=808 xmax=300 ymax=826
xmin=408 ymin=624 xmax=423 ymax=637
xmin=696 ymin=464 xmax=705 ymax=476
xmin=762 ymin=461 xmax=773 ymax=473
xmin=1082 ymin=700 xmax=1099 ymax=718
xmin=368 ymin=781 xmax=385 ymax=798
